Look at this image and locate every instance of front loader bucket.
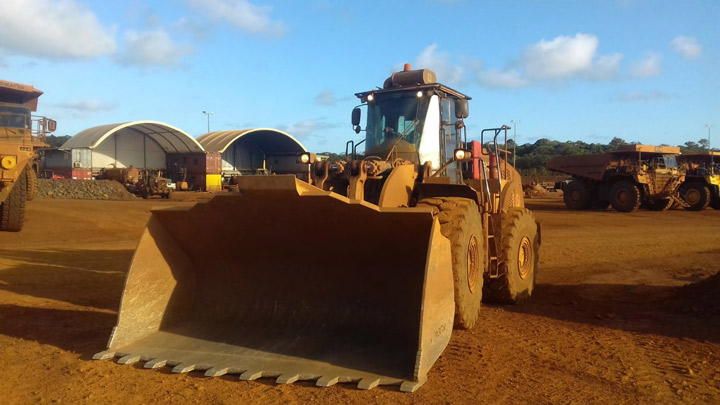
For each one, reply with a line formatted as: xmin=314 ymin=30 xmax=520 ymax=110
xmin=95 ymin=175 xmax=454 ymax=392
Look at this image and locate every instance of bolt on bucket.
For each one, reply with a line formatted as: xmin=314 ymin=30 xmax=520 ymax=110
xmin=95 ymin=175 xmax=454 ymax=392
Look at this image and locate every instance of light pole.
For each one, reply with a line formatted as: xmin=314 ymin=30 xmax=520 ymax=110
xmin=510 ymin=119 xmax=520 ymax=167
xmin=202 ymin=111 xmax=214 ymax=133
xmin=706 ymin=124 xmax=715 ymax=168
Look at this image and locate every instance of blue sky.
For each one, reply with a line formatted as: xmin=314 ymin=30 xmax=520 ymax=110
xmin=1 ymin=0 xmax=717 ymax=153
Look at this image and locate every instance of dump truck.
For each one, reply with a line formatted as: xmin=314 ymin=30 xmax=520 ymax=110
xmin=95 ymin=65 xmax=540 ymax=392
xmin=98 ymin=167 xmax=172 ymax=199
xmin=0 ymin=80 xmax=55 ymax=231
xmin=546 ymin=144 xmax=685 ymax=212
xmin=676 ymin=151 xmax=720 ymax=210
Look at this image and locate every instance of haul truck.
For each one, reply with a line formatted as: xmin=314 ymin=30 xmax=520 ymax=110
xmin=547 ymin=145 xmax=685 ymax=212
xmin=96 ymin=65 xmax=540 ymax=392
xmin=0 ymin=80 xmax=55 ymax=231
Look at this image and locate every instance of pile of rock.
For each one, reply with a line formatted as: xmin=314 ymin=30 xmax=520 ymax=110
xmin=37 ymin=179 xmax=137 ymax=200
xmin=670 ymin=270 xmax=720 ymax=317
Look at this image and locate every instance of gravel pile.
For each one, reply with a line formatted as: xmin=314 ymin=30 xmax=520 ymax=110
xmin=670 ymin=270 xmax=720 ymax=318
xmin=37 ymin=179 xmax=137 ymax=200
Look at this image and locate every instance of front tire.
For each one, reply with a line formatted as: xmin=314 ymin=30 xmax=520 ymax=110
xmin=26 ymin=166 xmax=38 ymax=201
xmin=680 ymin=181 xmax=711 ymax=211
xmin=417 ymin=197 xmax=484 ymax=329
xmin=484 ymin=208 xmax=539 ymax=304
xmin=563 ymin=180 xmax=591 ymax=210
xmin=1 ymin=170 xmax=27 ymax=232
xmin=609 ymin=180 xmax=641 ymax=212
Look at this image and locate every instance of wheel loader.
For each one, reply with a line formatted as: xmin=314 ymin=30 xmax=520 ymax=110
xmin=96 ymin=65 xmax=540 ymax=392
xmin=0 ymin=80 xmax=54 ymax=231
xmin=547 ymin=145 xmax=686 ymax=212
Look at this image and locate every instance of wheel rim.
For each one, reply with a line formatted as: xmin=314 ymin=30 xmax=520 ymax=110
xmin=684 ymin=189 xmax=700 ymax=205
xmin=467 ymin=235 xmax=479 ymax=293
xmin=517 ymin=236 xmax=533 ymax=279
xmin=570 ymin=190 xmax=581 ymax=202
xmin=616 ymin=189 xmax=630 ymax=205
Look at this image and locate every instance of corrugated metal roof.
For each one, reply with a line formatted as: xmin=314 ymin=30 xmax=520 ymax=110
xmin=197 ymin=128 xmax=306 ymax=154
xmin=61 ymin=121 xmax=204 ymax=153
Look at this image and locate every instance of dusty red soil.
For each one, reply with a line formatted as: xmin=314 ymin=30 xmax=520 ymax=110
xmin=1 ymin=198 xmax=719 ymax=404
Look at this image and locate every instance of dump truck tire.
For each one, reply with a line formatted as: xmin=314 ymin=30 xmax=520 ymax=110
xmin=609 ymin=180 xmax=641 ymax=212
xmin=563 ymin=180 xmax=591 ymax=210
xmin=680 ymin=181 xmax=711 ymax=211
xmin=26 ymin=167 xmax=37 ymax=201
xmin=648 ymin=198 xmax=672 ymax=211
xmin=483 ymin=208 xmax=539 ymax=305
xmin=1 ymin=170 xmax=27 ymax=232
xmin=417 ymin=197 xmax=484 ymax=330
xmin=711 ymin=196 xmax=720 ymax=210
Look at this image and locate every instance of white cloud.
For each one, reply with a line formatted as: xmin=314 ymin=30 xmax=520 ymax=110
xmin=54 ymin=100 xmax=117 ymax=112
xmin=616 ymin=91 xmax=675 ymax=102
xmin=670 ymin=36 xmax=702 ymax=59
xmin=414 ymin=44 xmax=463 ymax=85
xmin=315 ymin=89 xmax=337 ymax=106
xmin=630 ymin=53 xmax=661 ymax=78
xmin=188 ymin=0 xmax=287 ymax=37
xmin=116 ymin=29 xmax=193 ymax=67
xmin=521 ymin=33 xmax=599 ymax=79
xmin=277 ymin=118 xmax=338 ymax=138
xmin=0 ymin=0 xmax=115 ymax=60
xmin=585 ymin=53 xmax=623 ymax=80
xmin=477 ymin=69 xmax=529 ymax=89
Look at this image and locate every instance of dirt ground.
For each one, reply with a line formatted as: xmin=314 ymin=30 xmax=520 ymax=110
xmin=1 ymin=198 xmax=719 ymax=404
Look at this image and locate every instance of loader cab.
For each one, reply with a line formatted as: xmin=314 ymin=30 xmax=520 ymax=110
xmin=354 ymin=84 xmax=470 ymax=184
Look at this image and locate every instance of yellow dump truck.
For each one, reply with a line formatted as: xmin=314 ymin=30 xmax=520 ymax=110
xmin=0 ymin=80 xmax=54 ymax=231
xmin=96 ymin=66 xmax=540 ymax=391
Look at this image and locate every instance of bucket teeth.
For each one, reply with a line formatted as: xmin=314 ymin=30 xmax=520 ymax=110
xmin=239 ymin=370 xmax=264 ymax=381
xmin=315 ymin=376 xmax=339 ymax=387
xmin=276 ymin=374 xmax=300 ymax=384
xmin=144 ymin=359 xmax=167 ymax=369
xmin=172 ymin=364 xmax=196 ymax=374
xmin=92 ymin=350 xmax=116 ymax=360
xmin=357 ymin=378 xmax=381 ymax=390
xmin=96 ymin=351 xmax=426 ymax=391
xmin=204 ymin=367 xmax=228 ymax=377
xmin=117 ymin=355 xmax=142 ymax=365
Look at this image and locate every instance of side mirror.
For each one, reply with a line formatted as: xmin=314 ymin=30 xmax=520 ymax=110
xmin=455 ymin=99 xmax=469 ymax=119
xmin=351 ymin=107 xmax=361 ymax=126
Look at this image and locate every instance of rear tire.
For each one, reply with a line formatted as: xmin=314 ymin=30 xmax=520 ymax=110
xmin=711 ymin=195 xmax=720 ymax=210
xmin=484 ymin=208 xmax=539 ymax=305
xmin=563 ymin=180 xmax=591 ymax=210
xmin=26 ymin=166 xmax=38 ymax=201
xmin=1 ymin=170 xmax=27 ymax=232
xmin=680 ymin=181 xmax=711 ymax=211
xmin=417 ymin=197 xmax=484 ymax=330
xmin=609 ymin=180 xmax=641 ymax=212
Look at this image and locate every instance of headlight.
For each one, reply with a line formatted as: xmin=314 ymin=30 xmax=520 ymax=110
xmin=1 ymin=155 xmax=17 ymax=170
xmin=367 ymin=94 xmax=374 ymax=102
xmin=453 ymin=149 xmax=472 ymax=162
xmin=299 ymin=152 xmax=316 ymax=164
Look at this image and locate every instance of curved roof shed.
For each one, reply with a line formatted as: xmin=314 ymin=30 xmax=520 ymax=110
xmin=62 ymin=121 xmax=204 ymax=170
xmin=197 ymin=129 xmax=307 ymax=175
xmin=62 ymin=121 xmax=204 ymax=153
xmin=197 ymin=128 xmax=306 ymax=154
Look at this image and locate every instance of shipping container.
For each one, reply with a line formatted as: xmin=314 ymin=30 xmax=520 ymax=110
xmin=167 ymin=152 xmax=222 ymax=175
